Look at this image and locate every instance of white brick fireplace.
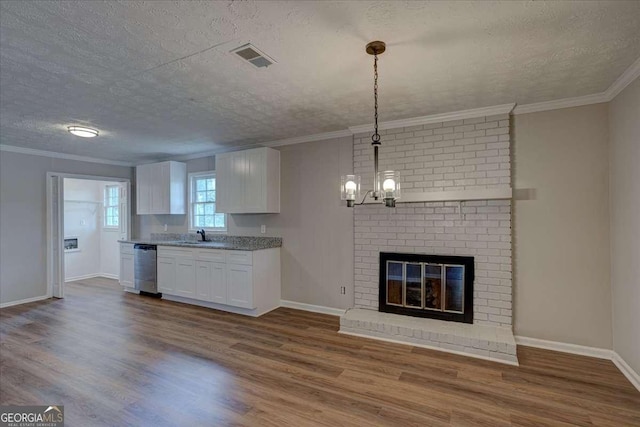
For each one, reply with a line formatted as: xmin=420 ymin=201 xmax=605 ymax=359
xmin=339 ymin=111 xmax=518 ymax=364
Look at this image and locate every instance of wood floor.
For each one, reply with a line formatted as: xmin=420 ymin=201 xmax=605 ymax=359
xmin=1 ymin=278 xmax=638 ymax=426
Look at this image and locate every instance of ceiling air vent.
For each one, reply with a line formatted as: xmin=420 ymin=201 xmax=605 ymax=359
xmin=230 ymin=43 xmax=276 ymax=68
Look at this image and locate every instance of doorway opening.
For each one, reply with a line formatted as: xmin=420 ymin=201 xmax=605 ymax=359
xmin=47 ymin=173 xmax=131 ymax=298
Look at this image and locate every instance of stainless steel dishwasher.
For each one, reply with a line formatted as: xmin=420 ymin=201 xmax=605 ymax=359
xmin=134 ymin=244 xmax=159 ymax=295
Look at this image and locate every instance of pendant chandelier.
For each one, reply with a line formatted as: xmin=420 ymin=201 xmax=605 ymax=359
xmin=341 ymin=41 xmax=400 ymax=208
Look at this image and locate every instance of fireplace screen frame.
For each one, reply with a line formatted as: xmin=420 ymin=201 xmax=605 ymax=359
xmin=379 ymin=252 xmax=474 ymax=324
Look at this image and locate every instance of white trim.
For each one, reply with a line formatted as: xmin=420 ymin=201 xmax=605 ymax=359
xmin=279 ymin=300 xmax=346 ymax=316
xmin=339 ymin=329 xmax=519 ymax=366
xmin=512 ymin=93 xmax=609 ymax=115
xmin=605 ymin=56 xmax=640 ymax=100
xmin=515 ymin=335 xmax=640 ymax=392
xmin=514 ymin=55 xmax=640 ymax=115
xmin=161 ymin=143 xmax=259 ymax=163
xmin=0 ymin=294 xmax=50 ymax=309
xmin=515 ymin=336 xmax=612 ymax=359
xmin=65 ymin=273 xmax=119 ymax=282
xmin=362 ymin=188 xmax=512 ymax=204
xmin=612 ymin=352 xmax=640 ymax=392
xmin=349 ymin=103 xmax=516 ymax=134
xmin=0 ymin=144 xmax=133 ymax=166
xmin=262 ymin=130 xmax=353 ymax=148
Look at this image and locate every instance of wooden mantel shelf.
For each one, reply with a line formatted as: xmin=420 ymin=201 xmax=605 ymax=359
xmin=362 ymin=188 xmax=512 ymax=204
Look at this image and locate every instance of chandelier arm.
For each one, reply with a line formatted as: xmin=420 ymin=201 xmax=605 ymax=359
xmin=354 ymin=190 xmax=374 ymax=206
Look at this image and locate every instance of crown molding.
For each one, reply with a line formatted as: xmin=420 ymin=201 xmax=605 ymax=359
xmin=348 ymin=103 xmax=516 ymax=134
xmin=604 ymin=56 xmax=640 ymax=100
xmin=0 ymin=144 xmax=134 ymax=167
xmin=512 ymin=92 xmax=609 ymax=115
xmin=514 ymin=55 xmax=640 ymax=115
xmin=261 ymin=129 xmax=353 ymax=147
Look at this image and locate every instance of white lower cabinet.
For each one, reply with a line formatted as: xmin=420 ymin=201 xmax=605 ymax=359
xmin=174 ymin=257 xmax=196 ymax=298
xmin=196 ymin=260 xmax=227 ymax=303
xmin=157 ymin=256 xmax=176 ymax=294
xmin=226 ymin=263 xmax=254 ymax=309
xmin=119 ymin=244 xmax=135 ymax=289
xmin=156 ymin=247 xmax=280 ymax=315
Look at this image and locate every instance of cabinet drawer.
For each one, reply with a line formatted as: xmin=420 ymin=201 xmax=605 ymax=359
xmin=226 ymin=250 xmax=252 ymax=265
xmin=196 ymin=249 xmax=226 ymax=263
xmin=120 ymin=243 xmax=134 ymax=255
xmin=158 ymin=246 xmax=195 ymax=258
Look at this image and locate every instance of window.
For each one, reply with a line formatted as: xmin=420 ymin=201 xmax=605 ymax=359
xmin=104 ymin=185 xmax=119 ymax=228
xmin=189 ymin=172 xmax=226 ymax=232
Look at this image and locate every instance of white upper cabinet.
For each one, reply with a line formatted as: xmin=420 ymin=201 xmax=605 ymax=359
xmin=216 ymin=147 xmax=280 ymax=214
xmin=136 ymin=161 xmax=187 ymax=215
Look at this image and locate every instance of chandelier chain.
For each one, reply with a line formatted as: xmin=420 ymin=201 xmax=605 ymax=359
xmin=372 ymin=53 xmax=381 ymax=145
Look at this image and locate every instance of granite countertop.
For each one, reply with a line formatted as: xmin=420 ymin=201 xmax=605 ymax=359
xmin=119 ymin=233 xmax=282 ymax=251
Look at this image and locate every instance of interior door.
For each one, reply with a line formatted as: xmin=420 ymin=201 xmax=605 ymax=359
xmin=48 ymin=175 xmax=64 ymax=298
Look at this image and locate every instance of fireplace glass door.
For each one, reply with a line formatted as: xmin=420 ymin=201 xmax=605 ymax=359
xmin=385 ymin=261 xmax=465 ymax=313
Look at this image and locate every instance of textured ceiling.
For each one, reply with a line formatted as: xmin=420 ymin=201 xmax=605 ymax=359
xmin=1 ymin=1 xmax=639 ymax=162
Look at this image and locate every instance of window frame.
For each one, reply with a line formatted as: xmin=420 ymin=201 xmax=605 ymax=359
xmin=103 ymin=185 xmax=119 ymax=230
xmin=188 ymin=171 xmax=227 ymax=233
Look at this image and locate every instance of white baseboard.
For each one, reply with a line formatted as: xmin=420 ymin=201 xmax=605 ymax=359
xmin=0 ymin=294 xmax=50 ymax=309
xmin=65 ymin=273 xmax=100 ymax=282
xmin=515 ymin=336 xmax=613 ymax=359
xmin=280 ymin=300 xmax=346 ymax=316
xmin=612 ymin=352 xmax=640 ymax=392
xmin=516 ymin=335 xmax=639 ymax=392
xmin=65 ymin=273 xmax=118 ymax=282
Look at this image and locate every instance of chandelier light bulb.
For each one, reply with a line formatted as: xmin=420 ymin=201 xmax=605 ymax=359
xmin=382 ymin=178 xmax=396 ymax=192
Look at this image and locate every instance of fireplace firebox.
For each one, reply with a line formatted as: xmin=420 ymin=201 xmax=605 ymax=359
xmin=379 ymin=252 xmax=474 ymax=324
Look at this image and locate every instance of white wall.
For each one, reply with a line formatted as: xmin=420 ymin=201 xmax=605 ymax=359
xmin=512 ymin=103 xmax=612 ymax=349
xmin=0 ymin=151 xmax=133 ymax=305
xmin=609 ymin=77 xmax=640 ymax=374
xmin=136 ymin=137 xmax=355 ymax=309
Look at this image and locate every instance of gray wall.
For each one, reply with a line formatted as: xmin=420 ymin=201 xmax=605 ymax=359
xmin=0 ymin=151 xmax=133 ymax=304
xmin=609 ymin=77 xmax=640 ymax=373
xmin=136 ymin=137 xmax=355 ymax=310
xmin=512 ymin=104 xmax=612 ymax=348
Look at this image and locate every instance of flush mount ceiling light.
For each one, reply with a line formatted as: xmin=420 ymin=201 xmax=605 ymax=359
xmin=67 ymin=126 xmax=99 ymax=138
xmin=341 ymin=41 xmax=400 ymax=208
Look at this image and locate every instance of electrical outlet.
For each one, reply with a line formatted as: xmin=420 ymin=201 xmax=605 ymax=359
xmin=340 ymin=286 xmax=346 ymax=295
xmin=261 ymin=225 xmax=266 ymax=234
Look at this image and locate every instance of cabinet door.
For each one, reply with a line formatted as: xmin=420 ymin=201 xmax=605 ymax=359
xmin=157 ymin=256 xmax=175 ymax=294
xmin=119 ymin=253 xmax=134 ymax=288
xmin=226 ymin=264 xmax=254 ymax=309
xmin=175 ymin=257 xmax=196 ymax=298
xmin=210 ymin=262 xmax=227 ymax=304
xmin=136 ymin=164 xmax=151 ymax=215
xmin=150 ymin=163 xmax=167 ymax=214
xmin=228 ymin=152 xmax=246 ymax=212
xmin=195 ymin=260 xmax=212 ymax=302
xmin=244 ymin=149 xmax=265 ymax=212
xmin=215 ymin=154 xmax=230 ymax=212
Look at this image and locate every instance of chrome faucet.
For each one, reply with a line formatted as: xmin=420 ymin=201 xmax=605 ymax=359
xmin=196 ymin=229 xmax=206 ymax=242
